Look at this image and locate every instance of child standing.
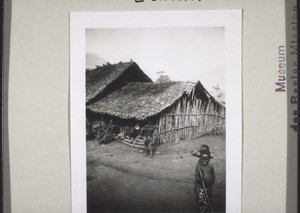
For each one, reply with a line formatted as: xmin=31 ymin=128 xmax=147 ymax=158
xmin=192 ymin=144 xmax=215 ymax=212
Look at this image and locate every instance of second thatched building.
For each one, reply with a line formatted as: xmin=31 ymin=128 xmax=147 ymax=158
xmin=86 ymin=61 xmax=152 ymax=104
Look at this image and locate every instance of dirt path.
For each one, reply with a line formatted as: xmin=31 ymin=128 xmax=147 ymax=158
xmin=87 ymin=135 xmax=225 ymax=212
xmin=88 ymin=165 xmax=198 ymax=213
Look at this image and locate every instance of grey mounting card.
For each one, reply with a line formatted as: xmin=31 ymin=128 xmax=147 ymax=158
xmin=5 ymin=0 xmax=297 ymax=213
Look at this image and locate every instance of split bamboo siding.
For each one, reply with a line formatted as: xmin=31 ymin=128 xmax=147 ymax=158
xmin=158 ymin=97 xmax=225 ymax=143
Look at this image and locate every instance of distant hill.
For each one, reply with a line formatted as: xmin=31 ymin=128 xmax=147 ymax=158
xmin=86 ymin=53 xmax=107 ymax=70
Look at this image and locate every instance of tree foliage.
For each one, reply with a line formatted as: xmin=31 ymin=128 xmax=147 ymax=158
xmin=155 ymin=72 xmax=172 ymax=83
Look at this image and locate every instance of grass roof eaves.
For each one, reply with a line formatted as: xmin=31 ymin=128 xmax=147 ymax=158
xmin=87 ymin=82 xmax=195 ymax=120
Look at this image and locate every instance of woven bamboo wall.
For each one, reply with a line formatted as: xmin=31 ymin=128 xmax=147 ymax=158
xmin=158 ymin=97 xmax=225 ymax=143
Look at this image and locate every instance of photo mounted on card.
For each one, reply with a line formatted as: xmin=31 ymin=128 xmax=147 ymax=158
xmin=70 ymin=11 xmax=242 ymax=213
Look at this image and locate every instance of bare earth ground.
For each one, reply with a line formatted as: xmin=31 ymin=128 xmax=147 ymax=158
xmin=87 ymin=135 xmax=225 ymax=213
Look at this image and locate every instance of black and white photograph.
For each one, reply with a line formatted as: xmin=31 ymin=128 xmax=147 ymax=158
xmin=71 ymin=11 xmax=242 ymax=213
xmin=86 ymin=27 xmax=226 ymax=213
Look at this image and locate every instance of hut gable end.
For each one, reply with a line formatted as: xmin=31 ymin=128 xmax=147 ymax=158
xmin=86 ymin=62 xmax=152 ymax=104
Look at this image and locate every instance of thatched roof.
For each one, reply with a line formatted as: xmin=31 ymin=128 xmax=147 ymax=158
xmin=87 ymin=81 xmax=222 ymax=120
xmin=86 ymin=61 xmax=152 ymax=103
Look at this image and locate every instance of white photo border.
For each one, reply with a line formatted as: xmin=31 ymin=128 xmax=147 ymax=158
xmin=70 ymin=10 xmax=242 ymax=213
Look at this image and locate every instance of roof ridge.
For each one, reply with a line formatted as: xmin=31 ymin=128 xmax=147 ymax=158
xmin=94 ymin=61 xmax=134 ymax=69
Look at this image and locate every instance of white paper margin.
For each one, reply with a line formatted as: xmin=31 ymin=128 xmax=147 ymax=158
xmin=70 ymin=10 xmax=242 ymax=213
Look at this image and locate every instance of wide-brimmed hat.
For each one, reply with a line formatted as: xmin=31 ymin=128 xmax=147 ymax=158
xmin=200 ymin=151 xmax=213 ymax=159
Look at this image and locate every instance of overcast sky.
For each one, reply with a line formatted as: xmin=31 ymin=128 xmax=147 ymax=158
xmin=86 ymin=27 xmax=224 ymax=91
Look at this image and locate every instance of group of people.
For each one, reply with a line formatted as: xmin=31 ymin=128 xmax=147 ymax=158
xmin=123 ymin=121 xmax=158 ymax=158
xmin=93 ymin=119 xmax=159 ymax=158
xmin=93 ymin=120 xmax=117 ymax=145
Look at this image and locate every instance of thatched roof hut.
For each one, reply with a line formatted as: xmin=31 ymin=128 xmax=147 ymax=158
xmin=86 ymin=61 xmax=152 ymax=104
xmin=87 ymin=81 xmax=223 ymax=121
